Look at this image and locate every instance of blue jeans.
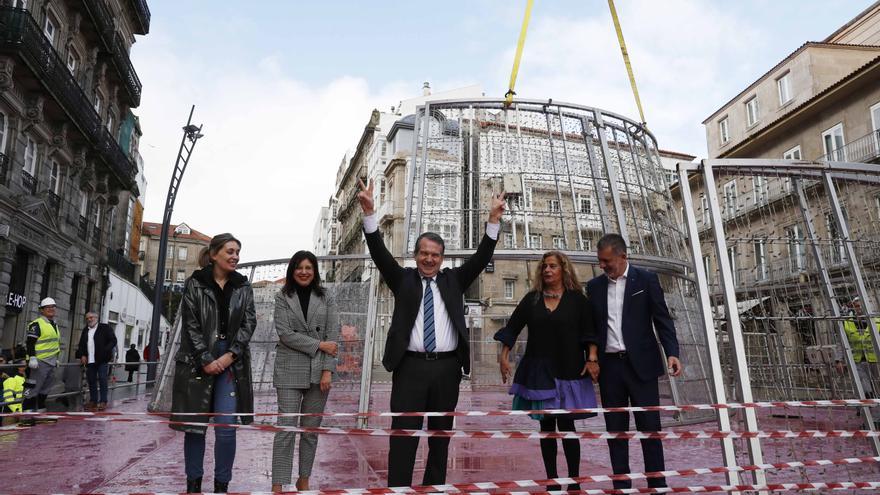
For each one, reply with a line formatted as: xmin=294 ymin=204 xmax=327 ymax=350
xmin=86 ymin=363 xmax=109 ymax=404
xmin=184 ymin=340 xmax=238 ymax=483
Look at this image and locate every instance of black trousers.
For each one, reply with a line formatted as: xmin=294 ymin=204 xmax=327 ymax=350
xmin=388 ymin=355 xmax=461 ymax=487
xmin=599 ymin=354 xmax=666 ymax=489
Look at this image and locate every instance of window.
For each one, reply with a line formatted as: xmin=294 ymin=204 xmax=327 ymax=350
xmin=723 ymin=180 xmax=737 ymax=215
xmin=528 ymin=234 xmax=543 ymax=249
xmin=176 ymin=270 xmax=186 ymax=283
xmin=745 ymin=97 xmax=759 ymax=127
xmin=167 ymin=246 xmax=173 ymax=258
xmin=164 ymin=269 xmax=171 ymax=282
xmin=552 ymin=236 xmax=565 ymax=249
xmin=872 ymin=101 xmax=880 ymax=135
xmin=175 ymin=224 xmax=191 ymax=235
xmin=783 ymin=145 xmax=801 ymax=160
xmin=79 ymin=191 xmax=88 ymax=216
xmin=548 ymin=199 xmax=560 ymax=213
xmin=43 ymin=13 xmax=57 ymax=45
xmin=106 ymin=112 xmax=115 ymax=134
xmin=94 ymin=91 xmax=103 ymax=116
xmin=379 ymin=177 xmax=386 ymax=203
xmin=524 ymin=187 xmax=533 ymax=209
xmin=727 ymin=246 xmax=738 ymax=286
xmin=23 ymin=135 xmax=37 ymax=175
xmin=503 ymin=232 xmax=514 ymax=248
xmin=777 ymin=72 xmax=792 ymax=105
xmin=719 ymin=117 xmax=730 ymax=144
xmin=826 ymin=212 xmax=846 ymax=264
xmin=787 ymin=224 xmax=806 ymax=272
xmin=123 ymin=198 xmax=134 ymax=257
xmin=700 ymin=194 xmax=710 ymax=225
xmin=702 ymin=255 xmax=712 ymax=284
xmin=66 ymin=49 xmax=79 ymax=75
xmin=753 ymin=176 xmax=768 ymax=205
xmin=578 ymin=194 xmax=592 ymax=214
xmin=93 ymin=203 xmax=101 ymax=227
xmin=48 ymin=160 xmax=61 ymax=194
xmin=822 ymin=123 xmax=846 ymax=161
xmin=178 ymin=246 xmax=187 ymax=261
xmin=503 ymin=279 xmax=515 ymax=300
xmin=754 ymin=240 xmax=767 ymax=281
xmin=0 ymin=111 xmax=7 ymax=154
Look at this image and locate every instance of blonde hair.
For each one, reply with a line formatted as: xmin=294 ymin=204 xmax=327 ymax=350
xmin=530 ymin=251 xmax=582 ymax=293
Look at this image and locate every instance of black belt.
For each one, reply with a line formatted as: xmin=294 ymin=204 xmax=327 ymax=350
xmin=405 ymin=350 xmax=457 ymax=361
xmin=606 ymin=351 xmax=627 ymax=358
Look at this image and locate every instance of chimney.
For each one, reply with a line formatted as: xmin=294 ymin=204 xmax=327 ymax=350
xmin=422 ymin=81 xmax=431 ymax=96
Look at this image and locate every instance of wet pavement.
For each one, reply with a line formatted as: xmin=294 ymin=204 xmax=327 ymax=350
xmin=1 ymin=386 xmax=878 ymax=493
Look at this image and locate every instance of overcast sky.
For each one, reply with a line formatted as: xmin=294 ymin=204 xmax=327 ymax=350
xmin=131 ymin=0 xmax=868 ymax=261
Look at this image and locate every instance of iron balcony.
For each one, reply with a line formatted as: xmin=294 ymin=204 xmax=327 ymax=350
xmin=80 ymin=0 xmax=142 ymax=106
xmin=0 ymin=7 xmax=138 ymax=192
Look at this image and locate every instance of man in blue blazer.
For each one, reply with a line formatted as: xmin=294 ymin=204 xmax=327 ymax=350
xmin=586 ymin=233 xmax=682 ymax=489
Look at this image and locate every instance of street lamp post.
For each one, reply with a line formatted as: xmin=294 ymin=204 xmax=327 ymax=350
xmin=147 ymin=106 xmax=203 ymax=383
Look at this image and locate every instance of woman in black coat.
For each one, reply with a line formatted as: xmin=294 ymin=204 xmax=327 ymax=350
xmin=170 ymin=233 xmax=256 ymax=494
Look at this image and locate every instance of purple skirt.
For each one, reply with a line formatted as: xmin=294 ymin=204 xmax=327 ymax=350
xmin=510 ymin=377 xmax=598 ymax=420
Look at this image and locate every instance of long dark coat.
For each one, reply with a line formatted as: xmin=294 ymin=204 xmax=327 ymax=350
xmin=170 ymin=266 xmax=256 ymax=434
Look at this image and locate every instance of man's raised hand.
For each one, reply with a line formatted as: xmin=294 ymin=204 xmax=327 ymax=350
xmin=357 ymin=178 xmax=375 ymax=215
xmin=489 ymin=191 xmax=507 ymax=223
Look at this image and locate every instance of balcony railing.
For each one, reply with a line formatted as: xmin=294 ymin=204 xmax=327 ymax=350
xmin=91 ymin=225 xmax=101 ymax=249
xmin=128 ymin=0 xmax=151 ymax=35
xmin=0 ymin=152 xmax=8 ymax=185
xmin=0 ymin=7 xmax=137 ymax=190
xmin=77 ymin=215 xmax=88 ymax=241
xmin=46 ymin=190 xmax=60 ymax=212
xmin=817 ymin=130 xmax=880 ymax=164
xmin=20 ymin=170 xmax=37 ymax=194
xmin=106 ymin=247 xmax=136 ymax=282
xmin=80 ymin=0 xmax=142 ymax=106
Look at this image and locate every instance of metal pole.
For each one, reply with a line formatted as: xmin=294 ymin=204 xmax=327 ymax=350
xmin=677 ymin=163 xmax=741 ymax=489
xmin=147 ymin=106 xmax=203 ymax=383
xmin=555 ymin=106 xmax=584 ymax=250
xmin=702 ymin=160 xmax=767 ymax=489
xmin=543 ymin=109 xmax=569 ymax=248
xmin=594 ymin=111 xmax=629 ymax=241
xmin=581 ymin=116 xmax=612 ymax=234
xmin=402 ymin=107 xmax=422 ymax=254
xmin=357 ymin=265 xmax=381 ymax=428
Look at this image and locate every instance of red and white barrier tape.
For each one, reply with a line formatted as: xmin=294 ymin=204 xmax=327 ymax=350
xmin=3 ymin=398 xmax=879 ymax=419
xmin=30 ymin=482 xmax=880 ymax=494
xmin=4 ymin=413 xmax=880 ymax=440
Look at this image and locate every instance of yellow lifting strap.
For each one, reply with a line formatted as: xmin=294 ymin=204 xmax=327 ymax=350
xmin=608 ymin=0 xmax=647 ymax=127
xmin=504 ymin=0 xmax=535 ymax=107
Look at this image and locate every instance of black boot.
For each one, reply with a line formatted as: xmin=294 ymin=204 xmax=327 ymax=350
xmin=214 ymin=480 xmax=229 ymax=493
xmin=186 ymin=477 xmax=202 ymax=493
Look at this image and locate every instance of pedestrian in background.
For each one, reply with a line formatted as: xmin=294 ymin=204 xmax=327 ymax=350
xmin=270 ymin=250 xmax=339 ymax=492
xmin=75 ymin=312 xmax=117 ymax=411
xmin=169 ymin=233 xmax=256 ymax=494
xmin=125 ymin=344 xmax=141 ymax=382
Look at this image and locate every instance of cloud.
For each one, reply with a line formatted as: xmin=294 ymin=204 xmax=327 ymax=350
xmin=132 ymin=27 xmax=416 ymax=261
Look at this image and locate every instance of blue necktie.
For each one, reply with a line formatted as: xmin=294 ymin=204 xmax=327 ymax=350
xmin=423 ymin=277 xmax=436 ymax=352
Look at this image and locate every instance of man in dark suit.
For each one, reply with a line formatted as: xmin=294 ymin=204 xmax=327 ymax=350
xmin=357 ymin=178 xmax=505 ymax=487
xmin=586 ymin=233 xmax=682 ymax=489
xmin=75 ymin=312 xmax=118 ymax=411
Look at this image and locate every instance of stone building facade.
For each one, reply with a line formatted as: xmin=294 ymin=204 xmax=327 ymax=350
xmin=0 ymin=0 xmax=150 ymax=359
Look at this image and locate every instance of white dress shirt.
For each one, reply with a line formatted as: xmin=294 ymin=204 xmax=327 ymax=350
xmin=605 ymin=263 xmax=629 ymax=353
xmin=87 ymin=325 xmax=98 ymax=364
xmin=363 ymin=212 xmax=500 ymax=352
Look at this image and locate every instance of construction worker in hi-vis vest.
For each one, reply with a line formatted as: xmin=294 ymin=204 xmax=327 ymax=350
xmin=843 ymin=297 xmax=879 ymax=401
xmin=21 ymin=297 xmax=62 ymax=426
xmin=2 ymin=360 xmax=26 ymax=416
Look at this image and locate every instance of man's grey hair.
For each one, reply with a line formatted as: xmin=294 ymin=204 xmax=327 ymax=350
xmin=597 ymin=233 xmax=627 ymax=255
xmin=85 ymin=311 xmax=99 ymax=318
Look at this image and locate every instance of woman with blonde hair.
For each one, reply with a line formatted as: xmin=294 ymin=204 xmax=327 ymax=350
xmin=494 ymin=250 xmax=599 ymax=491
